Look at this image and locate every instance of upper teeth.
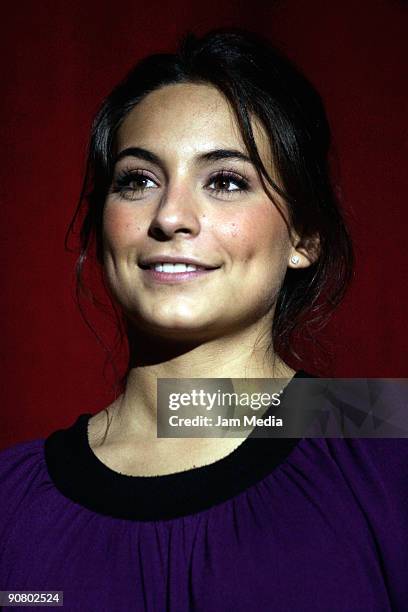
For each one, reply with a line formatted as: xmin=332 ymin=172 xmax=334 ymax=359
xmin=152 ymin=263 xmax=201 ymax=272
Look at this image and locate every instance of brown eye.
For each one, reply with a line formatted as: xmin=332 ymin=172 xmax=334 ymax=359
xmin=129 ymin=176 xmax=154 ymax=189
xmin=211 ymin=177 xmax=239 ymax=191
xmin=207 ymin=171 xmax=249 ymax=194
xmin=112 ymin=170 xmax=158 ymax=200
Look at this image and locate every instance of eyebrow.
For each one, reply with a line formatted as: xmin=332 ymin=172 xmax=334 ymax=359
xmin=113 ymin=146 xmax=252 ymax=168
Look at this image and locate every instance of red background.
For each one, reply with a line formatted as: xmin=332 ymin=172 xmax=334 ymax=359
xmin=1 ymin=0 xmax=407 ymax=449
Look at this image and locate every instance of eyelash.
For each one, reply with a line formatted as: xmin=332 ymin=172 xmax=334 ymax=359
xmin=205 ymin=170 xmax=250 ymax=196
xmin=111 ymin=168 xmax=250 ymax=200
xmin=111 ymin=169 xmax=156 ymax=199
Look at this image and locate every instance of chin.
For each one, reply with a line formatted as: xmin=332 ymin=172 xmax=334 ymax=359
xmin=130 ymin=313 xmax=221 ymax=343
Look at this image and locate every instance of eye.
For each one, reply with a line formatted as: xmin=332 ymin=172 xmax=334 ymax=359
xmin=206 ymin=171 xmax=249 ymax=197
xmin=111 ymin=169 xmax=158 ymax=200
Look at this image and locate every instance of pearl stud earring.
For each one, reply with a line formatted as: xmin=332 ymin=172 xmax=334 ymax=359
xmin=290 ymin=255 xmax=300 ymax=265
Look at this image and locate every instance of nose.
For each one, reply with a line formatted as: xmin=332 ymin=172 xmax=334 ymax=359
xmin=148 ymin=182 xmax=201 ymax=241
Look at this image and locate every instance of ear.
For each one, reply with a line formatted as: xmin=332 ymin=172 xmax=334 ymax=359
xmin=287 ymin=233 xmax=320 ymax=269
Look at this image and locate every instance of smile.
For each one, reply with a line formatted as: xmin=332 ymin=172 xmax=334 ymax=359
xmin=150 ymin=263 xmax=205 ymax=273
xmin=140 ymin=263 xmax=219 ymax=284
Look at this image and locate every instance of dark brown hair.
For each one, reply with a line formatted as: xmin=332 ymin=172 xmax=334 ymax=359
xmin=67 ymin=28 xmax=353 ymax=375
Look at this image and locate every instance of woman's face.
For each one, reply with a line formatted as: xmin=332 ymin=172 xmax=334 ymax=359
xmin=103 ymin=83 xmax=300 ymax=342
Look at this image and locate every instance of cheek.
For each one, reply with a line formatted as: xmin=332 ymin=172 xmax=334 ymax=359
xmin=103 ymin=203 xmax=143 ymax=247
xmin=215 ymin=205 xmax=288 ymax=261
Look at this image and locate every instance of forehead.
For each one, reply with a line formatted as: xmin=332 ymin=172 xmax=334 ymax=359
xmin=116 ymin=83 xmax=270 ymax=161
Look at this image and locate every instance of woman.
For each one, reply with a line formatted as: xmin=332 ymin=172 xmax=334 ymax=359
xmin=1 ymin=29 xmax=407 ymax=611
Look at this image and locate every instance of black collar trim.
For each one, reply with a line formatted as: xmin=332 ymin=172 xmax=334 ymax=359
xmin=44 ymin=371 xmax=311 ymax=521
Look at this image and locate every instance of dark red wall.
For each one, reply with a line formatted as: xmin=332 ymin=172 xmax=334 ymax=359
xmin=1 ymin=0 xmax=407 ymax=448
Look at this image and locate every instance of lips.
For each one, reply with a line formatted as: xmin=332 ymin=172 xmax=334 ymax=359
xmin=146 ymin=263 xmax=206 ymax=272
xmin=139 ymin=259 xmax=220 ymax=285
xmin=139 ymin=256 xmax=220 ymax=270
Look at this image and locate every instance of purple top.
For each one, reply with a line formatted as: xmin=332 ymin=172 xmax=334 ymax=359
xmin=1 ymin=373 xmax=408 ymax=610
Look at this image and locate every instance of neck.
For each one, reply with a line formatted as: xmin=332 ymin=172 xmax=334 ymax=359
xmin=110 ymin=321 xmax=295 ymax=438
